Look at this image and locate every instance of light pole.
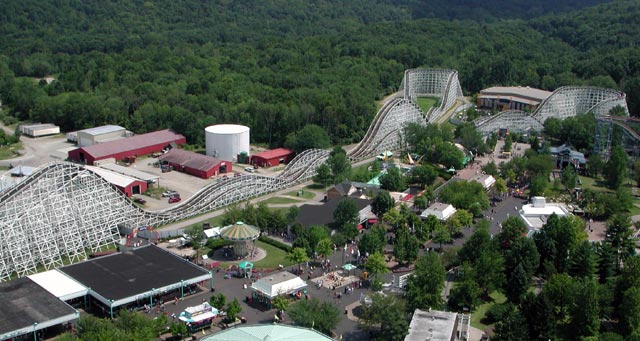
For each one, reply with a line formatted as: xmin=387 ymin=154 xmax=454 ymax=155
xmin=342 ymin=244 xmax=347 ymax=266
xmin=33 ymin=322 xmax=38 ymax=341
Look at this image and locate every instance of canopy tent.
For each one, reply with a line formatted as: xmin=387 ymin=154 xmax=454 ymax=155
xmin=179 ymin=302 xmax=218 ymax=323
xmin=203 ymin=227 xmax=221 ymax=239
xmin=220 ymin=222 xmax=260 ymax=257
xmin=342 ymin=264 xmax=357 ymax=271
xmin=238 ymin=261 xmax=254 ymax=278
xmin=251 ymin=271 xmax=307 ymax=299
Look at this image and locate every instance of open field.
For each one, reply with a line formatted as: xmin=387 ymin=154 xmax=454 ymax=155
xmin=471 ymin=291 xmax=506 ymax=330
xmin=416 ymin=96 xmax=439 ymax=113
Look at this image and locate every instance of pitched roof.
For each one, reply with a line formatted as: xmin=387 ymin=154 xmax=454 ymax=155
xmin=159 ymin=149 xmax=226 ymax=171
xmin=80 ymin=129 xmax=184 ymax=159
xmin=251 ymin=148 xmax=294 ymax=160
xmin=296 ymin=197 xmax=372 ymax=228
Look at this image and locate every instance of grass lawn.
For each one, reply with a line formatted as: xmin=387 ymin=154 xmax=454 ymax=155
xmin=471 ymin=291 xmax=507 ymax=330
xmin=218 ymin=240 xmax=293 ymax=270
xmin=260 ymin=196 xmax=303 ymax=205
xmin=0 ymin=143 xmax=22 ymax=160
xmin=630 ymin=201 xmax=640 ymax=216
xmin=416 ymin=96 xmax=439 ymax=113
xmin=578 ymin=175 xmax=613 ymax=192
xmin=285 ymin=190 xmax=316 ymax=199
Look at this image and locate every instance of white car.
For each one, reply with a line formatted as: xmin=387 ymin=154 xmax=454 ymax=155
xmin=162 ymin=190 xmax=178 ymax=197
xmin=244 ymin=167 xmax=255 ymax=173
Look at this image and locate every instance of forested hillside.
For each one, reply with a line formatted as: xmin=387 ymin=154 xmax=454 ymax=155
xmin=393 ymin=0 xmax=611 ymax=20
xmin=0 ymin=0 xmax=638 ymax=146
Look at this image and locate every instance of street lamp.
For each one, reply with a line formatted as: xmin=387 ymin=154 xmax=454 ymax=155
xmin=342 ymin=244 xmax=347 ymax=265
xmin=33 ymin=322 xmax=38 ymax=341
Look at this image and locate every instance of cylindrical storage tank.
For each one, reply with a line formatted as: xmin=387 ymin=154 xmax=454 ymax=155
xmin=205 ymin=124 xmax=250 ymax=162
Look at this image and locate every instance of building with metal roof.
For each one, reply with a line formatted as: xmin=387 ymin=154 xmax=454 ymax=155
xmin=19 ymin=123 xmax=60 ymax=137
xmin=202 ymin=324 xmax=332 ymax=341
xmin=159 ymin=148 xmax=231 ymax=179
xmin=99 ymin=163 xmax=159 ymax=184
xmin=477 ymin=86 xmax=552 ymax=112
xmin=250 ymin=148 xmax=295 ymax=168
xmin=67 ymin=129 xmax=186 ymax=165
xmin=76 ymin=125 xmax=130 ymax=147
xmin=86 ymin=166 xmax=147 ymax=197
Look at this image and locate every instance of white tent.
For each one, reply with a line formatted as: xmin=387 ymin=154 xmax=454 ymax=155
xmin=250 ymin=271 xmax=307 ymax=298
xmin=203 ymin=227 xmax=221 ymax=239
xmin=28 ymin=269 xmax=88 ymax=301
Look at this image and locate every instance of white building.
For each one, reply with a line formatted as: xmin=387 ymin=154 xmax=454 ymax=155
xmin=405 ymin=309 xmax=469 ymax=341
xmin=76 ymin=125 xmax=130 ymax=147
xmin=519 ymin=196 xmax=570 ymax=230
xmin=205 ymin=124 xmax=250 ymax=162
xmin=470 ymin=174 xmax=496 ymax=190
xmin=20 ymin=123 xmax=60 ymax=137
xmin=421 ymin=202 xmax=457 ymax=221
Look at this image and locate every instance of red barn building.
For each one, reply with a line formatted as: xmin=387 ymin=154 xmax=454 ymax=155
xmin=250 ymin=148 xmax=295 ymax=168
xmin=68 ymin=129 xmax=186 ymax=165
xmin=159 ymin=149 xmax=230 ymax=179
xmin=86 ymin=166 xmax=148 ymax=197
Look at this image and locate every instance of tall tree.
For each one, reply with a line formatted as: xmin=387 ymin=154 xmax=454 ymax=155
xmin=358 ymin=223 xmax=387 ymax=255
xmin=570 ymin=279 xmax=600 ymax=338
xmin=371 ymin=191 xmax=395 ymax=217
xmin=605 ymin=145 xmax=629 ymax=190
xmin=333 ymin=198 xmax=359 ymax=239
xmin=405 ymin=253 xmax=445 ymax=311
xmin=313 ymin=163 xmax=333 ymax=188
xmin=380 ymin=167 xmax=405 ymax=192
xmin=359 ymin=293 xmax=409 ymax=341
xmin=328 ymin=146 xmax=351 ymax=183
xmin=393 ymin=226 xmax=419 ymax=264
xmin=505 ymin=263 xmax=528 ymax=304
xmin=568 ymin=240 xmax=596 ymax=278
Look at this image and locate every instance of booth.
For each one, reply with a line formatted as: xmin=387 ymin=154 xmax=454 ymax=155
xmin=179 ymin=302 xmax=219 ymax=332
xmin=249 ymin=271 xmax=307 ymax=309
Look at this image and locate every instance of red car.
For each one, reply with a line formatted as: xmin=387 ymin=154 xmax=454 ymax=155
xmin=168 ymin=196 xmax=181 ymax=203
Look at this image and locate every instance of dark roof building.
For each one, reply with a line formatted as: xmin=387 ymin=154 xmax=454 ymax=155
xmin=295 ymin=197 xmax=373 ymax=228
xmin=251 ymin=148 xmax=295 ymax=168
xmin=59 ymin=245 xmax=212 ymax=317
xmin=159 ymin=149 xmax=231 ymax=179
xmin=68 ymin=129 xmax=186 ymax=165
xmin=0 ymin=277 xmax=78 ymax=340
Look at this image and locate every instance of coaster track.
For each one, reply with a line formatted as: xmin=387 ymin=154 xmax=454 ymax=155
xmin=0 ymin=68 xmax=463 ymax=280
xmin=475 ymin=86 xmax=629 ymax=134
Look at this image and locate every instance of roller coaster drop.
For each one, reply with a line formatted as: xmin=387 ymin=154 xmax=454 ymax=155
xmin=0 ymin=68 xmax=636 ymax=281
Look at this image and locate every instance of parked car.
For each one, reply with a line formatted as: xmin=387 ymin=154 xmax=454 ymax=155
xmin=133 ymin=197 xmax=146 ymax=204
xmin=162 ymin=190 xmax=178 ymax=197
xmin=244 ymin=167 xmax=255 ymax=173
xmin=168 ymin=196 xmax=181 ymax=203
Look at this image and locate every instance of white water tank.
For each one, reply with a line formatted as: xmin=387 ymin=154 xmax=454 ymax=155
xmin=205 ymin=124 xmax=250 ymax=162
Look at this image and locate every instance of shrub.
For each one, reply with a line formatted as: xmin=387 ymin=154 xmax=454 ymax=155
xmin=483 ymin=303 xmax=513 ymax=324
xmin=258 ymin=236 xmax=292 ymax=252
xmin=205 ymin=238 xmax=232 ymax=250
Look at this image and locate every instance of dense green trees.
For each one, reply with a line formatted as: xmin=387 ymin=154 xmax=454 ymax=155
xmin=0 ymin=0 xmax=638 ymax=151
xmin=405 ymin=252 xmax=445 ymax=311
xmin=288 ymin=298 xmax=340 ymax=335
